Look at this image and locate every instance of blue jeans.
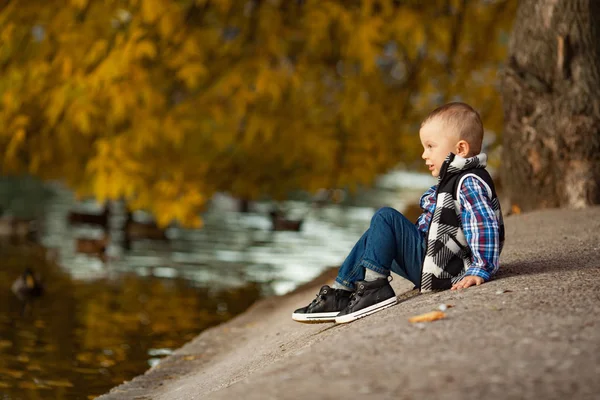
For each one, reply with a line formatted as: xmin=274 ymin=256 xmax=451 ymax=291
xmin=335 ymin=207 xmax=425 ymax=290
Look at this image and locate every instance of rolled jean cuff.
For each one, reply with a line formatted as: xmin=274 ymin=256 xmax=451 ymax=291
xmin=361 ymin=259 xmax=389 ymax=276
xmin=334 ymin=276 xmax=356 ymax=291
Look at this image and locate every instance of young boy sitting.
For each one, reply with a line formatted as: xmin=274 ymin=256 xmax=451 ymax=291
xmin=292 ymin=102 xmax=505 ymax=324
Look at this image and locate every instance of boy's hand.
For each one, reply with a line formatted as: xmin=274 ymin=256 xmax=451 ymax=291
xmin=451 ymin=276 xmax=484 ymax=290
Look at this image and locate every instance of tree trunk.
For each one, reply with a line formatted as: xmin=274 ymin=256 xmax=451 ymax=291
xmin=501 ymin=0 xmax=600 ymax=211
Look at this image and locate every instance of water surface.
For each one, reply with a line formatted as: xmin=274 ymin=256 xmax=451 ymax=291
xmin=0 ymin=173 xmax=432 ymax=399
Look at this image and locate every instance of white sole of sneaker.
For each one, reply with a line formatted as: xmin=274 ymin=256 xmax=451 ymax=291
xmin=291 ymin=311 xmax=339 ymax=323
xmin=334 ymin=296 xmax=398 ymax=324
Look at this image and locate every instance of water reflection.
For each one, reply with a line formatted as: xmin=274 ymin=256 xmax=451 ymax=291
xmin=0 ymin=246 xmax=262 ymax=399
xmin=0 ymin=173 xmax=433 ymax=399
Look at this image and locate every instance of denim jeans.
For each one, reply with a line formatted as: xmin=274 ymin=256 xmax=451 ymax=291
xmin=335 ymin=207 xmax=425 ymax=290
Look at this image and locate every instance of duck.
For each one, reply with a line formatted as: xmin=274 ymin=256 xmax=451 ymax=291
xmin=311 ymin=188 xmax=346 ymax=208
xmin=239 ymin=198 xmax=252 ymax=213
xmin=75 ymin=235 xmax=110 ymax=261
xmin=0 ymin=216 xmax=38 ymax=242
xmin=124 ymin=212 xmax=168 ymax=240
xmin=12 ymin=268 xmax=44 ymax=300
xmin=269 ymin=209 xmax=303 ymax=232
xmin=68 ymin=204 xmax=110 ymax=228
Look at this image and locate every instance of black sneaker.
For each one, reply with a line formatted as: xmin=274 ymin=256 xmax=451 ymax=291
xmin=334 ymin=278 xmax=397 ymax=324
xmin=292 ymin=285 xmax=352 ymax=323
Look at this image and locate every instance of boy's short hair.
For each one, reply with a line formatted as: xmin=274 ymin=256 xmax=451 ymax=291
xmin=421 ymin=102 xmax=484 ymax=155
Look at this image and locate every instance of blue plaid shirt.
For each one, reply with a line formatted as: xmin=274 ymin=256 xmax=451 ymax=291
xmin=416 ymin=177 xmax=501 ymax=281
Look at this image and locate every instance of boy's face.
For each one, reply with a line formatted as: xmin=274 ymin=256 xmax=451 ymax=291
xmin=419 ymin=118 xmax=460 ymax=178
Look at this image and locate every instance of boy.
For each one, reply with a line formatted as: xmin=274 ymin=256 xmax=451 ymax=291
xmin=292 ymin=102 xmax=505 ymax=324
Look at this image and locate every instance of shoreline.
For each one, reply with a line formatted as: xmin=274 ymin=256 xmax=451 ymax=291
xmin=99 ymin=207 xmax=600 ymax=400
xmin=95 ymin=266 xmax=346 ymax=399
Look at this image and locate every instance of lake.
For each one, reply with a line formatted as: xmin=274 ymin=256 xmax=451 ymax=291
xmin=0 ymin=172 xmax=433 ymax=399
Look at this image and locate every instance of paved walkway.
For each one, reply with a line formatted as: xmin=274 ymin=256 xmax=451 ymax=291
xmin=99 ymin=207 xmax=600 ymax=400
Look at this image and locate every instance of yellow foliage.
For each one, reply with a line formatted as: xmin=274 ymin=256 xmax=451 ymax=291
xmin=177 ymin=63 xmax=207 ymax=89
xmin=10 ymin=115 xmax=29 ymax=130
xmin=84 ymin=40 xmax=108 ymax=66
xmin=213 ymin=0 xmax=233 ymax=15
xmin=70 ymin=0 xmax=88 ymax=11
xmin=46 ymin=88 xmax=68 ymax=127
xmin=158 ymin=13 xmax=177 ymax=38
xmin=5 ymin=128 xmax=25 ymax=166
xmin=0 ymin=0 xmax=517 ymax=227
xmin=72 ymin=105 xmax=92 ymax=135
xmin=1 ymin=92 xmax=19 ymax=115
xmin=0 ymin=23 xmax=15 ymax=42
xmin=62 ymin=58 xmax=73 ymax=78
xmin=135 ymin=40 xmax=157 ymax=60
xmin=141 ymin=0 xmax=165 ymax=24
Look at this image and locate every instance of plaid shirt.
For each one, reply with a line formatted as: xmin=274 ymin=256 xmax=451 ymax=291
xmin=416 ymin=177 xmax=501 ymax=281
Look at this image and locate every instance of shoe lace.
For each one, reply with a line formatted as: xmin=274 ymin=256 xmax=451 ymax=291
xmin=347 ymin=276 xmax=393 ymax=307
xmin=347 ymin=289 xmax=363 ymax=307
xmin=309 ymin=290 xmax=327 ymax=307
xmin=347 ymin=292 xmax=357 ymax=307
xmin=310 ymin=294 xmax=324 ymax=306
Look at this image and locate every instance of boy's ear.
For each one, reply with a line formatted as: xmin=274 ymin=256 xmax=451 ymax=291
xmin=455 ymin=140 xmax=470 ymax=157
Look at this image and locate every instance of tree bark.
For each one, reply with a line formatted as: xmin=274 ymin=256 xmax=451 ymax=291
xmin=501 ymin=0 xmax=600 ymax=211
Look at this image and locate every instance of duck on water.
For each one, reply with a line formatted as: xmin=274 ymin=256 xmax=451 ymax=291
xmin=12 ymin=268 xmax=44 ymax=301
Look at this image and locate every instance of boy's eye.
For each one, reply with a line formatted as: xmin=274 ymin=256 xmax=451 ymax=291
xmin=427 ymin=144 xmax=433 ymax=149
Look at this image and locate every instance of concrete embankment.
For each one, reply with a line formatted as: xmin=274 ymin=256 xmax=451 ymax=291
xmin=99 ymin=207 xmax=600 ymax=400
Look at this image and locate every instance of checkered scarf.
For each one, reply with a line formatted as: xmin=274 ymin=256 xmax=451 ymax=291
xmin=420 ymin=153 xmax=490 ymax=292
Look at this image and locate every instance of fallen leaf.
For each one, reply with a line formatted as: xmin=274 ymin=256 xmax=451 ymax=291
xmin=17 ymin=354 xmax=30 ymax=363
xmin=18 ymin=381 xmax=50 ymax=390
xmin=73 ymin=367 xmax=99 ymax=374
xmin=408 ymin=311 xmax=446 ymax=323
xmin=26 ymin=364 xmax=42 ymax=372
xmin=0 ymin=368 xmax=24 ymax=379
xmin=45 ymin=380 xmax=74 ymax=388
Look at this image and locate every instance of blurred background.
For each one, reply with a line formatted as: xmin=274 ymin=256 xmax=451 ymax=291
xmin=0 ymin=0 xmax=516 ymax=398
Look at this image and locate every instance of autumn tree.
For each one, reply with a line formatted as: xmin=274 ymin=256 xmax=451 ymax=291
xmin=502 ymin=0 xmax=600 ymax=210
xmin=0 ymin=0 xmax=516 ymax=226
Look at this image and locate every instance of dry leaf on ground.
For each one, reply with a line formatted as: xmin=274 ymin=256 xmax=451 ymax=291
xmin=408 ymin=311 xmax=446 ymax=323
